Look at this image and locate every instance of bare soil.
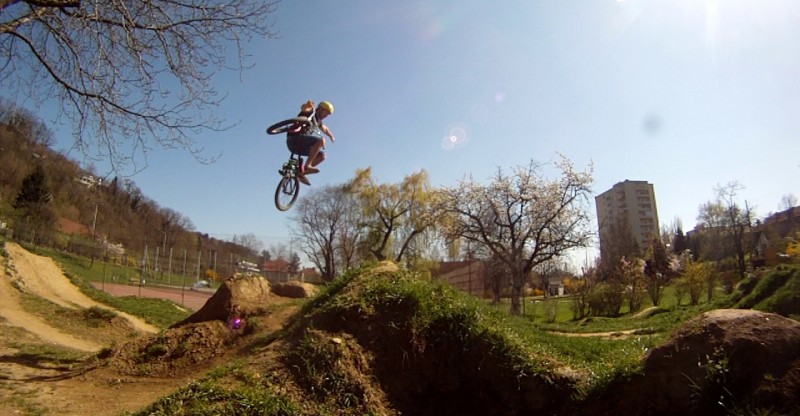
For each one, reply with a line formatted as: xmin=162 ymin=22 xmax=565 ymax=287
xmin=0 ymin=243 xmax=298 ymax=416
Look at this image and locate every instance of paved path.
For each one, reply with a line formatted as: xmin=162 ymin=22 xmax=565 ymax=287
xmin=91 ymin=283 xmax=213 ymax=312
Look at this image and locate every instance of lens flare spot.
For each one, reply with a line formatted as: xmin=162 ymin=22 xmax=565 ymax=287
xmin=441 ymin=123 xmax=469 ymax=150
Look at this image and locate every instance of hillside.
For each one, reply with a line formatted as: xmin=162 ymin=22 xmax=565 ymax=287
xmin=2 ymin=242 xmax=798 ymax=415
xmin=0 ymin=121 xmax=262 ymax=277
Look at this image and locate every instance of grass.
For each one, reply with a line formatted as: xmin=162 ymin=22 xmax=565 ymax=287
xmin=299 ymin=266 xmax=662 ymax=394
xmin=5 ymin=237 xmax=796 ymax=414
xmin=5 ymin=240 xmax=190 ymax=329
xmin=488 ymin=284 xmax=736 ymax=335
xmin=6 ymin=340 xmax=88 ymax=367
xmin=34 ymin=245 xmax=203 ymax=289
xmin=738 ymin=265 xmax=800 ymax=318
xmin=126 ymin=366 xmax=300 ymax=416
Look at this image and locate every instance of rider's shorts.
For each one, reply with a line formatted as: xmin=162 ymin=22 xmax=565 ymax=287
xmin=287 ymin=134 xmax=324 ymax=157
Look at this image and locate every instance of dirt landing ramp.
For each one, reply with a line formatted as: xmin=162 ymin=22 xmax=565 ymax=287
xmin=171 ymin=275 xmax=271 ymax=327
xmin=593 ymin=309 xmax=800 ymax=416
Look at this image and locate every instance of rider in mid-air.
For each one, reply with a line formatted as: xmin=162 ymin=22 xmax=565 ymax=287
xmin=286 ymin=100 xmax=335 ymax=185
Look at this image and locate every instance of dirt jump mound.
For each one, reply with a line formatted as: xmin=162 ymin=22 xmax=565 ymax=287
xmin=172 ymin=274 xmax=272 ymax=327
xmin=598 ymin=309 xmax=800 ymax=416
xmin=106 ymin=275 xmax=275 ymax=377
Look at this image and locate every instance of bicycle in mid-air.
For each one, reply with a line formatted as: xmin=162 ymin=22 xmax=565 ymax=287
xmin=266 ymin=114 xmax=315 ymax=211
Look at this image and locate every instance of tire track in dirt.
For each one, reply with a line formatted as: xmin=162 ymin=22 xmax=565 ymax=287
xmin=1 ymin=242 xmax=158 ymax=352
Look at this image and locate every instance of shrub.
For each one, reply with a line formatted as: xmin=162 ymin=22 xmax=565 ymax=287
xmin=587 ymin=281 xmax=623 ymax=317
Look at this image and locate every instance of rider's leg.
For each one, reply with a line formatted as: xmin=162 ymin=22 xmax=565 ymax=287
xmin=306 ymin=139 xmax=325 ymax=166
xmin=305 ymin=138 xmax=325 ymax=170
xmin=288 ymin=135 xmax=317 ymax=174
xmin=310 ymin=151 xmax=325 ymax=167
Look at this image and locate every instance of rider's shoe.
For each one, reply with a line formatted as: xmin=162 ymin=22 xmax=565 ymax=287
xmin=305 ymin=165 xmax=320 ymax=174
xmin=297 ymin=175 xmax=311 ymax=186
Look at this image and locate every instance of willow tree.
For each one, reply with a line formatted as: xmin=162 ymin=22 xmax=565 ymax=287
xmin=444 ymin=156 xmax=594 ymax=315
xmin=1 ymin=0 xmax=279 ymax=172
xmin=346 ymin=168 xmax=443 ymax=264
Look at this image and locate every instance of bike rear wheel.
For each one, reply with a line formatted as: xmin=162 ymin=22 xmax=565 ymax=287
xmin=266 ymin=117 xmax=310 ymax=135
xmin=275 ymin=176 xmax=300 ymax=211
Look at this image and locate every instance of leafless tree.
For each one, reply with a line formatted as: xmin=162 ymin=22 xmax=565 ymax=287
xmin=233 ymin=233 xmax=263 ymax=257
xmin=779 ymin=194 xmax=798 ymax=211
xmin=0 ymin=99 xmax=54 ymax=146
xmin=1 ymin=0 xmax=279 ymax=172
xmin=695 ymin=182 xmax=755 ymax=277
xmin=291 ymin=184 xmax=362 ymax=282
xmin=269 ymin=243 xmax=289 ymax=261
xmin=443 ymin=156 xmax=594 ymax=315
xmin=715 ymin=182 xmax=754 ymax=278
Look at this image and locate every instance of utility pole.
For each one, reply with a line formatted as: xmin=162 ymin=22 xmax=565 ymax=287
xmin=167 ymin=247 xmax=173 ymax=285
xmin=195 ymin=250 xmax=202 ymax=282
xmin=139 ymin=245 xmax=147 ymax=297
xmin=91 ymin=205 xmax=98 ymax=237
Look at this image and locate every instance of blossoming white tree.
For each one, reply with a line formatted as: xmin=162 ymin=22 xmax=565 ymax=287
xmin=444 ymin=155 xmax=594 ymax=315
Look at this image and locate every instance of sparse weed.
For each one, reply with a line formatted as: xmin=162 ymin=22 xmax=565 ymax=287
xmin=686 ymin=346 xmax=736 ymax=414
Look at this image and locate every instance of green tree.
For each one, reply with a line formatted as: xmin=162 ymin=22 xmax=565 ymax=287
xmin=13 ymin=164 xmax=55 ymax=243
xmin=672 ymin=225 xmax=688 ymax=254
xmin=1 ymin=0 xmax=279 ymax=171
xmin=444 ymin=156 xmax=594 ymax=315
xmin=288 ymin=252 xmax=301 ymax=275
xmin=347 ymin=168 xmax=441 ymax=264
xmin=682 ymin=258 xmax=713 ymax=305
xmin=644 ymin=236 xmax=671 ymax=306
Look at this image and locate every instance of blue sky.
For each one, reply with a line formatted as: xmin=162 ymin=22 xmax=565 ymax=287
xmin=41 ymin=0 xmax=800 ymax=263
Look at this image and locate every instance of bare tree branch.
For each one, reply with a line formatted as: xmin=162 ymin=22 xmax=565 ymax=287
xmin=1 ymin=0 xmax=280 ymax=174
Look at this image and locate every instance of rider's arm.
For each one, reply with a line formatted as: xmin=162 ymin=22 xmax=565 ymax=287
xmin=321 ymin=125 xmax=335 ymax=142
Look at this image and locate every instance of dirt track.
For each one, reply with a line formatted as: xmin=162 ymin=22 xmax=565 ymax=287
xmin=0 ymin=241 xmax=290 ymax=416
xmin=1 ymin=242 xmax=159 ymax=351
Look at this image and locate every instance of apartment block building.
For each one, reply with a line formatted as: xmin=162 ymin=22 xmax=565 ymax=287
xmin=595 ymin=180 xmax=660 ymax=256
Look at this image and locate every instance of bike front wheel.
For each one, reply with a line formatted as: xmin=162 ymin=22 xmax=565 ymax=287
xmin=266 ymin=117 xmax=310 ymax=135
xmin=275 ymin=176 xmax=300 ymax=211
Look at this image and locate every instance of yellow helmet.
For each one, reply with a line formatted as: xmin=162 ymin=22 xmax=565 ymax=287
xmin=318 ymin=101 xmax=334 ymax=114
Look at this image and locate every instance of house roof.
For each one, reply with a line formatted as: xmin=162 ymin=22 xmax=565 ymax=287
xmin=262 ymin=259 xmax=289 ymax=272
xmin=58 ymin=218 xmax=91 ymax=236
